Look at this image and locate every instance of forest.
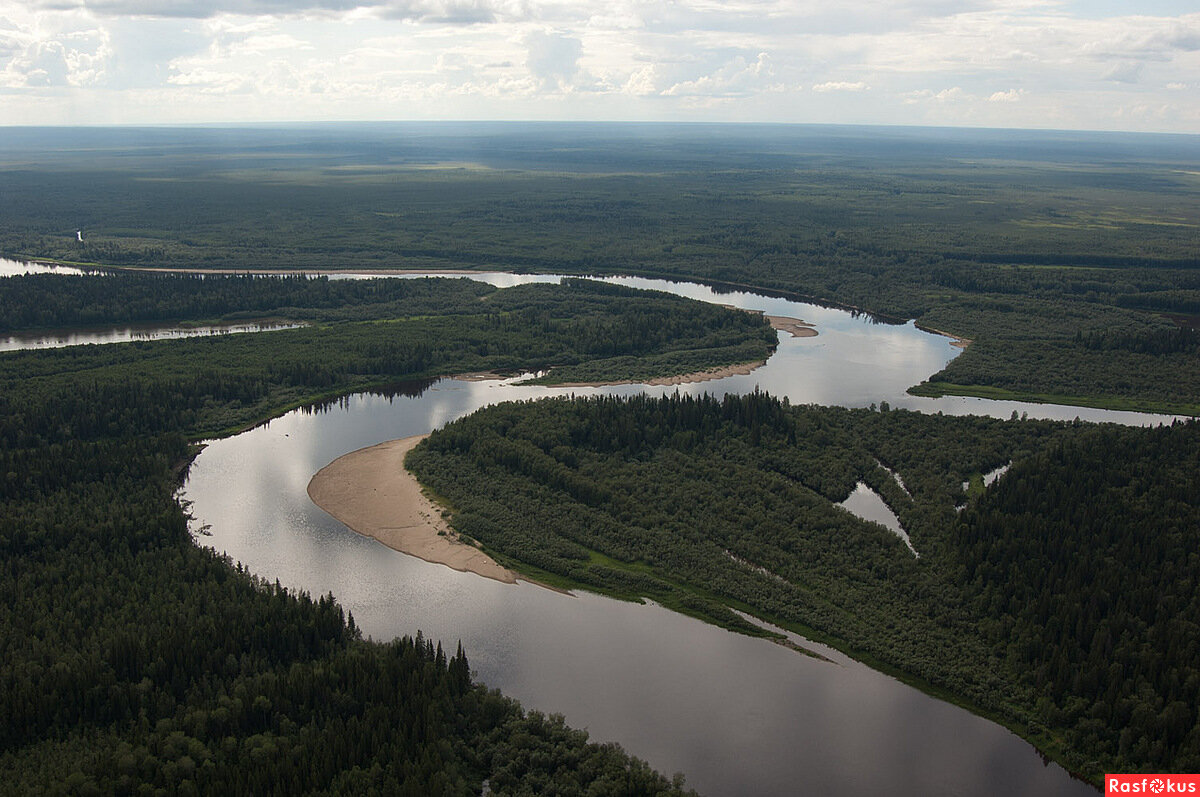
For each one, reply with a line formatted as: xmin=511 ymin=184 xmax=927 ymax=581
xmin=406 ymin=393 xmax=1200 ymax=782
xmin=0 ymin=274 xmax=773 ymax=794
xmin=2 ymin=124 xmax=1198 ymax=414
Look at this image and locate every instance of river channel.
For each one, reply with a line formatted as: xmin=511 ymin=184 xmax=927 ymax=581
xmin=170 ymin=272 xmax=1166 ymax=796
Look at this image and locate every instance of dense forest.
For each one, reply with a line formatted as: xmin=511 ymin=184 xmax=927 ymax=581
xmin=407 ymin=393 xmax=1200 ymax=781
xmin=0 ymin=276 xmax=771 ymax=794
xmin=2 ymin=125 xmax=1198 ymax=413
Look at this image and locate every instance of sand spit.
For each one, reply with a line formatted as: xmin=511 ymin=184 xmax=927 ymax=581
xmin=452 ymin=371 xmax=511 ymax=382
xmin=916 ymin=324 xmax=972 ymax=349
xmin=766 ymin=315 xmax=819 ymax=338
xmin=307 ymin=435 xmax=517 ymax=584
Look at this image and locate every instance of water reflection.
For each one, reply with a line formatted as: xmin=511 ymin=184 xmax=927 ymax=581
xmin=0 ymin=257 xmax=96 ymax=277
xmin=837 ymin=482 xmax=917 ymax=557
xmin=0 ymin=320 xmax=308 ymax=352
xmin=186 ymin=386 xmax=1097 ymax=797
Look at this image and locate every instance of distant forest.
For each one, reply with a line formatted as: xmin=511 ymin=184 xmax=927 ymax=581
xmin=2 ymin=124 xmax=1198 ymax=413
xmin=408 ymin=393 xmax=1200 ymax=782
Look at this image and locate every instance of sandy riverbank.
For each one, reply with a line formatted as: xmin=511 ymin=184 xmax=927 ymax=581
xmin=916 ymin=324 xmax=972 ymax=349
xmin=307 ymin=435 xmax=517 ymax=584
xmin=548 ymin=359 xmax=767 ymax=388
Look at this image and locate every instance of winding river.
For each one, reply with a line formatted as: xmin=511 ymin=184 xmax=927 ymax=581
xmin=174 ymin=272 xmax=1169 ymax=796
xmin=10 ymin=264 xmax=1157 ymax=794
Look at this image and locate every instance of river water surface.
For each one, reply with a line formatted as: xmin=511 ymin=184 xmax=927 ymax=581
xmin=173 ymin=273 xmax=1154 ymax=796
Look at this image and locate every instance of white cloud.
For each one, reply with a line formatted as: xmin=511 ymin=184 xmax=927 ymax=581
xmin=525 ymin=30 xmax=582 ymax=90
xmin=987 ymin=87 xmax=1022 ymax=101
xmin=662 ymin=52 xmax=777 ymax=97
xmin=812 ymin=80 xmax=868 ymax=92
xmin=0 ymin=19 xmax=111 ymax=88
xmin=1 ymin=0 xmax=1198 ymax=130
xmin=903 ymin=86 xmax=965 ymax=102
xmin=1103 ymin=61 xmax=1142 ymax=83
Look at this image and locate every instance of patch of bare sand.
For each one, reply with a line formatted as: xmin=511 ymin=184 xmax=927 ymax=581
xmin=307 ymin=435 xmax=516 ymax=584
xmin=766 ymin=315 xmax=819 ymax=338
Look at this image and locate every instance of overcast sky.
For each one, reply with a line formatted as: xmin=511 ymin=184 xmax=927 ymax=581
xmin=0 ymin=0 xmax=1197 ymax=131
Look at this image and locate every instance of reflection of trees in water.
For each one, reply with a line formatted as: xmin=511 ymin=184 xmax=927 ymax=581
xmin=299 ymin=378 xmax=439 ymax=415
xmin=701 ymin=277 xmax=905 ymax=324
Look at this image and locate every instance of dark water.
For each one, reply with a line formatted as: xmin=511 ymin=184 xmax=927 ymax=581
xmin=179 ymin=274 xmax=1122 ymax=796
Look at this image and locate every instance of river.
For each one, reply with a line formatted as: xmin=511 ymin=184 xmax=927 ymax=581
xmin=171 ymin=272 xmax=1133 ymax=796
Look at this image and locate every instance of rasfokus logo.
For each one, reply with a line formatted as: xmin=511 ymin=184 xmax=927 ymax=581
xmin=1107 ymin=775 xmax=1200 ymax=794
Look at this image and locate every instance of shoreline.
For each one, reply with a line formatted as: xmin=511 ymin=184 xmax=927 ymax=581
xmin=118 ymin=266 xmax=503 ymax=276
xmin=915 ymin=323 xmax=972 ymax=349
xmin=545 ymin=359 xmax=768 ymax=388
xmin=540 ymin=315 xmax=817 ymax=388
xmin=307 ymin=435 xmax=518 ymax=584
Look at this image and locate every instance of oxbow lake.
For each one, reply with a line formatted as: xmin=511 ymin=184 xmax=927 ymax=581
xmin=171 ymin=271 xmax=1149 ymax=796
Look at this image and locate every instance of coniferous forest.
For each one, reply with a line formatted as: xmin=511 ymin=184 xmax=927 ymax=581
xmin=0 ymin=274 xmax=769 ymax=794
xmin=408 ymin=393 xmax=1200 ymax=782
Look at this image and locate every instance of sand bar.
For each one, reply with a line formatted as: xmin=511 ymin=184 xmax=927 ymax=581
xmin=307 ymin=435 xmax=517 ymax=584
xmin=766 ymin=315 xmax=819 ymax=338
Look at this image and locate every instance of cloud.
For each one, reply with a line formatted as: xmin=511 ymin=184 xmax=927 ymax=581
xmin=525 ymin=30 xmax=582 ymax=90
xmin=903 ymin=86 xmax=965 ymax=103
xmin=1102 ymin=61 xmax=1143 ymax=83
xmin=661 ymin=52 xmax=777 ymax=97
xmin=987 ymin=87 xmax=1022 ymax=101
xmin=812 ymin=80 xmax=868 ymax=92
xmin=23 ymin=0 xmax=533 ymax=22
xmin=0 ymin=23 xmax=111 ymax=88
xmin=3 ymin=0 xmax=1199 ymax=130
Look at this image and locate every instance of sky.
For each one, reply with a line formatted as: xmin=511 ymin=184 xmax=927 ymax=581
xmin=0 ymin=0 xmax=1197 ymax=131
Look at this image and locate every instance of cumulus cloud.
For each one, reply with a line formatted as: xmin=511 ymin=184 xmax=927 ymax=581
xmin=987 ymin=87 xmax=1022 ymax=101
xmin=2 ymin=0 xmax=1198 ymax=129
xmin=662 ymin=52 xmax=776 ymax=97
xmin=525 ymin=30 xmax=583 ymax=90
xmin=812 ymin=80 xmax=868 ymax=92
xmin=903 ymin=86 xmax=965 ymax=103
xmin=0 ymin=23 xmax=111 ymax=88
xmin=23 ymin=0 xmax=533 ymax=22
